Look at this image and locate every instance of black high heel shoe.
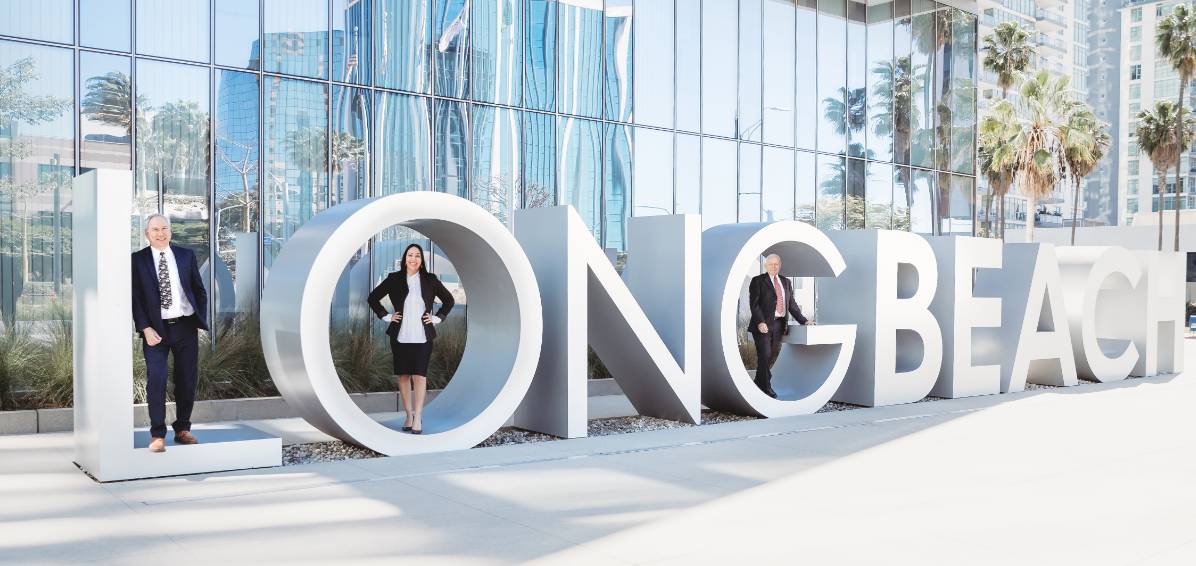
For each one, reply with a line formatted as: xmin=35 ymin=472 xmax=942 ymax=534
xmin=402 ymin=416 xmax=413 ymax=432
xmin=412 ymin=416 xmax=422 ymax=435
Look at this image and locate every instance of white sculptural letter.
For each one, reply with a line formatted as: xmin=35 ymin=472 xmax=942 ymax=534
xmin=927 ymin=236 xmax=1003 ymax=398
xmin=819 ymin=230 xmax=943 ymax=407
xmin=512 ymin=207 xmax=701 ymax=438
xmin=1131 ymin=252 xmax=1185 ymax=376
xmin=1056 ymin=247 xmax=1142 ymax=382
xmin=701 ymin=222 xmax=856 ymax=416
xmin=260 ymin=192 xmax=543 ymax=456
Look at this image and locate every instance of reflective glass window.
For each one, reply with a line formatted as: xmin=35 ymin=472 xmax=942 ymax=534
xmin=944 ymin=9 xmax=976 ymax=174
xmin=559 ymin=117 xmax=603 ymax=241
xmin=796 ymin=150 xmax=816 ymax=224
xmin=675 ymin=133 xmax=700 ymax=213
xmin=938 ymin=172 xmax=973 ymax=235
xmin=81 ymin=0 xmax=132 ymax=52
xmin=434 ymin=99 xmax=469 ymax=197
xmin=909 ymin=167 xmax=934 ymax=234
xmin=738 ymin=143 xmax=762 ymax=222
xmin=816 ymin=154 xmax=845 ymax=229
xmin=472 ymin=0 xmax=523 ymax=105
xmin=213 ymin=69 xmax=261 ymax=325
xmin=763 ymin=147 xmax=795 ymax=222
xmin=524 ymin=0 xmax=557 ymax=111
xmin=701 ymin=138 xmax=736 ymax=229
xmin=893 ymin=165 xmax=911 ymax=230
xmin=866 ymin=1 xmax=894 ymax=162
xmin=909 ymin=2 xmax=936 ymax=169
xmin=334 ymin=0 xmax=373 ymax=85
xmin=675 ymin=0 xmax=700 ymax=133
xmin=80 ymin=52 xmax=132 ymax=172
xmin=763 ymin=0 xmax=795 ymax=147
xmin=331 ymin=86 xmax=371 ymax=205
xmin=558 ymin=0 xmax=603 ymax=118
xmin=604 ymin=0 xmax=634 ymax=122
xmin=795 ymin=0 xmax=817 ymax=150
xmin=523 ymin=111 xmax=556 ymax=207
xmin=375 ymin=92 xmax=430 ymax=194
xmin=263 ymin=77 xmax=328 ymax=266
xmin=846 ymin=157 xmax=865 ymax=228
xmin=472 ymin=105 xmax=521 ymax=227
xmin=215 ymin=0 xmax=261 ymax=69
xmin=865 ymin=161 xmax=894 ymax=229
xmin=633 ymin=0 xmax=672 ymax=129
xmin=604 ymin=123 xmax=631 ymax=249
xmin=739 ymin=0 xmax=762 ymax=142
xmin=893 ymin=9 xmax=913 ymax=165
xmin=434 ymin=0 xmax=471 ymax=98
xmin=137 ymin=0 xmax=211 ymax=63
xmin=135 ymin=60 xmax=211 ymax=259
xmin=633 ymin=127 xmax=673 ymax=216
xmin=0 ymin=41 xmax=74 ymax=328
xmin=817 ymin=0 xmax=847 ymax=155
xmin=846 ymin=1 xmax=867 ymax=157
xmin=701 ymin=0 xmax=736 ymax=137
xmin=0 ymin=1 xmax=72 ymax=44
xmin=375 ymin=0 xmax=431 ymax=92
xmin=263 ymin=0 xmax=330 ymax=80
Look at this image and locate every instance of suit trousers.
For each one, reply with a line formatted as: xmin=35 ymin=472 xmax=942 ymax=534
xmin=752 ymin=317 xmax=787 ymax=385
xmin=143 ymin=316 xmax=199 ymax=438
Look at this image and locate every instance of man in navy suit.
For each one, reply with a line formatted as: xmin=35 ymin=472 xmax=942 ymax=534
xmin=747 ymin=254 xmax=813 ymax=398
xmin=131 ymin=214 xmax=209 ymax=453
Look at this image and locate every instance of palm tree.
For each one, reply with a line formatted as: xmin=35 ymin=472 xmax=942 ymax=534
xmin=1136 ymin=101 xmax=1194 ymax=251
xmin=1012 ymin=71 xmax=1073 ymax=243
xmin=871 ymin=56 xmax=924 ymax=225
xmin=982 ymin=22 xmax=1035 ymax=100
xmin=979 ymin=100 xmax=1019 ymax=238
xmin=1060 ymin=107 xmax=1111 ymax=244
xmin=80 ymin=70 xmax=139 ymax=137
xmin=1157 ymin=4 xmax=1196 ymax=251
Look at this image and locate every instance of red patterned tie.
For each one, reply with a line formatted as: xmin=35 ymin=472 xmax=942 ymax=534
xmin=773 ymin=275 xmax=783 ymax=316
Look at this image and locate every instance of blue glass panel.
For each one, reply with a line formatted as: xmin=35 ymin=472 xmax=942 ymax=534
xmin=816 ymin=154 xmax=845 ymax=229
xmin=472 ymin=0 xmax=523 ymax=105
xmin=674 ymin=133 xmax=700 ymax=213
xmin=604 ymin=0 xmax=633 ymax=122
xmin=865 ymin=161 xmax=894 ymax=229
xmin=846 ymin=0 xmax=867 ymax=157
xmin=938 ymin=172 xmax=973 ymax=235
xmin=471 ymin=105 xmax=521 ymax=227
xmin=738 ymin=0 xmax=761 ymax=142
xmin=894 ymin=165 xmax=911 ymax=230
xmin=374 ymin=0 xmax=431 ymax=92
xmin=80 ymin=52 xmax=132 ymax=171
xmin=524 ymin=0 xmax=556 ymax=111
xmin=795 ymin=0 xmax=816 ymax=150
xmin=944 ymin=9 xmax=976 ymax=175
xmin=375 ymin=92 xmax=430 ymax=193
xmin=817 ymin=0 xmax=847 ymax=156
xmin=0 ymin=1 xmax=72 ymax=44
xmin=701 ymin=138 xmax=736 ymax=230
xmin=332 ymin=86 xmax=370 ymax=205
xmin=215 ymin=0 xmax=261 ymax=69
xmin=137 ymin=0 xmax=211 ymax=63
xmin=558 ymin=1 xmax=603 ymax=118
xmin=893 ymin=10 xmax=912 ymax=165
xmin=846 ymin=157 xmax=865 ymax=228
xmin=796 ymin=150 xmax=816 ymax=224
xmin=604 ymin=123 xmax=631 ymax=250
xmin=762 ymin=147 xmax=795 ymax=222
xmin=909 ymin=167 xmax=933 ymax=234
xmin=633 ymin=0 xmax=671 ymax=129
xmin=522 ymin=111 xmax=556 ymax=207
xmin=763 ymin=0 xmax=794 ymax=147
xmin=135 ymin=60 xmax=211 ymax=259
xmin=632 ymin=127 xmax=672 ymax=216
xmin=701 ymin=0 xmax=736 ymax=137
xmin=909 ymin=3 xmax=935 ymax=168
xmin=333 ymin=0 xmax=373 ymax=85
xmin=263 ymin=0 xmax=329 ymax=79
xmin=263 ymin=77 xmax=329 ymax=266
xmin=434 ymin=0 xmax=470 ymax=97
xmin=81 ymin=0 xmax=131 ymax=52
xmin=674 ymin=0 xmax=700 ymax=133
xmin=738 ymin=143 xmax=761 ymax=222
xmin=434 ymin=99 xmax=468 ymax=197
xmin=559 ymin=117 xmax=602 ymax=241
xmin=213 ymin=69 xmax=260 ymax=323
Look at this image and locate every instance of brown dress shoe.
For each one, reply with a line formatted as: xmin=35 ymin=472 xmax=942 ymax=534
xmin=174 ymin=431 xmax=199 ymax=445
xmin=149 ymin=437 xmax=166 ymax=453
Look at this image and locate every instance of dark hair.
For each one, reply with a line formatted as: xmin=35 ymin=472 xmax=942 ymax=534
xmin=401 ymin=243 xmax=429 ymax=275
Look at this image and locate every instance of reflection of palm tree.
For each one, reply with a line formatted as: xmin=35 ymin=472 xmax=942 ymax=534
xmin=823 ymin=86 xmax=868 ymax=156
xmin=285 ymin=127 xmax=327 ymax=223
xmin=139 ymin=101 xmax=209 ymax=205
xmin=871 ymin=56 xmax=924 ymax=224
xmin=81 ymin=71 xmax=141 ymax=138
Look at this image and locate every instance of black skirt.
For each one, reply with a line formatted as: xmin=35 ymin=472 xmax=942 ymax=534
xmin=391 ymin=340 xmax=433 ymax=376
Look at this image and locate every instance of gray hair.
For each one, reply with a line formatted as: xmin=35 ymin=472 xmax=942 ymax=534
xmin=763 ymin=254 xmax=782 ymax=264
xmin=144 ymin=213 xmax=171 ymax=230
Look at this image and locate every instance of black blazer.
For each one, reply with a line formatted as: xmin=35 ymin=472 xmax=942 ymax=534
xmin=367 ymin=270 xmax=455 ymax=340
xmin=131 ymin=244 xmax=210 ymax=337
xmin=748 ymin=272 xmax=808 ymax=336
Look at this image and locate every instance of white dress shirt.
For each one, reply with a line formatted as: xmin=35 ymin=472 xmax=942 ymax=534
xmin=771 ymin=274 xmax=786 ymax=318
xmin=397 ymin=273 xmax=437 ymax=343
xmin=152 ymin=246 xmax=195 ymax=320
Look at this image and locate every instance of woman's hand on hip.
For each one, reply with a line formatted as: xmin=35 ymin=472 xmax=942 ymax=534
xmin=422 ymin=313 xmax=441 ymax=325
xmin=388 ymin=312 xmax=402 ymax=322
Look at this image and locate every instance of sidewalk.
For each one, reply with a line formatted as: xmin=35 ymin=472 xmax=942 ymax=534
xmin=1 ymin=345 xmax=1194 ymax=565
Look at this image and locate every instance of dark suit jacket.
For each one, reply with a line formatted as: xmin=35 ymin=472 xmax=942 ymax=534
xmin=131 ymin=244 xmax=210 ymax=337
xmin=748 ymin=272 xmax=808 ymax=336
xmin=367 ymin=270 xmax=455 ymax=340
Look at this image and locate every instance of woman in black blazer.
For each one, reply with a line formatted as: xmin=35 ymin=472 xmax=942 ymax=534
xmin=367 ymin=244 xmax=455 ymax=434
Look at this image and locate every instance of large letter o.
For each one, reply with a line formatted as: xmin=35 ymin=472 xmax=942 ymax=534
xmin=261 ymin=192 xmax=543 ymax=456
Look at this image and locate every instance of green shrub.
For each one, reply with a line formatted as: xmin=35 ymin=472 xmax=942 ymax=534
xmin=0 ymin=324 xmax=38 ymax=410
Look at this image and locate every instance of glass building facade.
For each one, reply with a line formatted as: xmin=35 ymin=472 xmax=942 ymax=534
xmin=0 ymin=0 xmax=976 ymax=335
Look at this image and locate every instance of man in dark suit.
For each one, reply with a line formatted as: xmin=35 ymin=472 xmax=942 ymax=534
xmin=748 ymin=254 xmax=813 ymax=398
xmin=131 ymin=214 xmax=209 ymax=453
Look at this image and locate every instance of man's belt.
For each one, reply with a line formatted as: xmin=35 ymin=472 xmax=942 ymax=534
xmin=162 ymin=315 xmax=190 ymax=325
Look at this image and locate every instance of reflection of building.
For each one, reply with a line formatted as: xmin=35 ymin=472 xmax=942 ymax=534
xmin=1116 ymin=0 xmax=1196 ymax=227
xmin=1 ymin=0 xmax=978 ymax=333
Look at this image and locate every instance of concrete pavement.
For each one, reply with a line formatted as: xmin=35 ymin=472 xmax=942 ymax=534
xmin=2 ymin=345 xmax=1195 ymax=564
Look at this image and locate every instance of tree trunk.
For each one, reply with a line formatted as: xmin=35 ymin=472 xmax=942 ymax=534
xmin=984 ymin=193 xmax=994 ymax=238
xmin=1159 ymin=168 xmax=1165 ymax=251
xmin=1026 ymin=194 xmax=1037 ymax=243
xmin=1176 ymin=162 xmax=1184 ymax=253
xmin=1177 ymin=77 xmax=1188 ymax=253
xmin=1071 ymin=176 xmax=1081 ymax=245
